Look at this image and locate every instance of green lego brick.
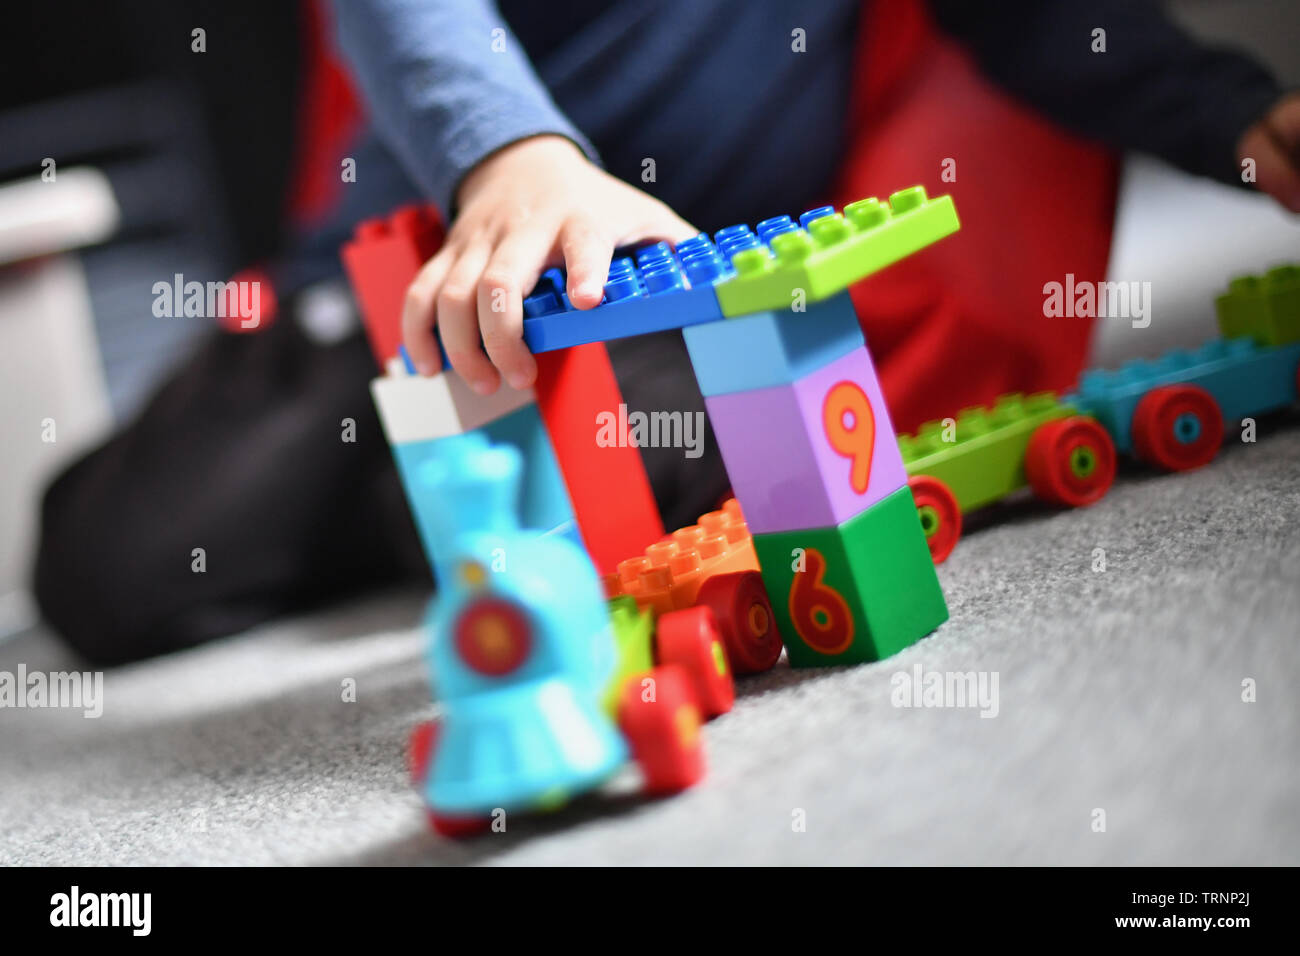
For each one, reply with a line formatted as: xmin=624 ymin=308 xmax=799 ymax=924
xmin=603 ymin=595 xmax=656 ymax=716
xmin=751 ymin=486 xmax=947 ymax=668
xmin=714 ymin=186 xmax=960 ymax=317
xmin=896 ymin=392 xmax=1074 ymax=513
xmin=1215 ymin=264 xmax=1300 ymax=347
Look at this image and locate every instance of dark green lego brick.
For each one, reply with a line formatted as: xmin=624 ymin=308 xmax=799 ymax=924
xmin=1215 ymin=264 xmax=1300 ymax=347
xmin=896 ymin=392 xmax=1074 ymax=513
xmin=714 ymin=186 xmax=960 ymax=317
xmin=751 ymin=486 xmax=947 ymax=668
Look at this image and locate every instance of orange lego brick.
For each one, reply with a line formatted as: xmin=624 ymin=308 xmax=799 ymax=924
xmin=609 ymin=499 xmax=759 ymax=614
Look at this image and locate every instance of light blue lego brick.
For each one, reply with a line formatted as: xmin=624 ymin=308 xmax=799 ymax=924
xmin=682 ymin=290 xmax=865 ymax=396
xmin=521 ymin=237 xmax=732 ymax=352
xmin=1071 ymin=338 xmax=1300 ymax=452
xmin=481 ymin=403 xmax=579 ymax=538
xmin=392 ymin=405 xmax=578 ymax=573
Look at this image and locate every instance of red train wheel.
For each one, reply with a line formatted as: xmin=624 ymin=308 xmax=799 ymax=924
xmin=409 ymin=720 xmax=437 ymax=786
xmin=618 ymin=665 xmax=705 ymax=794
xmin=1025 ymin=415 xmax=1117 ymax=506
xmin=655 ymin=606 xmax=735 ymax=718
xmin=694 ymin=571 xmax=783 ymax=674
xmin=907 ymin=475 xmax=961 ymax=564
xmin=1131 ymin=385 xmax=1223 ymax=471
xmin=428 ymin=811 xmax=493 ymax=839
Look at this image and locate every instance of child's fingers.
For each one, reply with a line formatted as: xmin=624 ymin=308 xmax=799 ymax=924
xmin=1243 ymin=124 xmax=1300 ymax=214
xmin=559 ymin=215 xmax=614 ymax=310
xmin=402 ymin=249 xmax=457 ymax=376
xmin=437 ymin=244 xmax=501 ymax=394
xmin=476 ymin=229 xmax=551 ymax=391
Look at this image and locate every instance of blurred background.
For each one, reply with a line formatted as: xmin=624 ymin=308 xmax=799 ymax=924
xmin=1 ymin=0 xmax=1298 ymax=642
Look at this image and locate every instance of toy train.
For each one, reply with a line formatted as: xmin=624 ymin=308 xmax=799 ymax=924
xmin=405 ymin=432 xmax=780 ymax=835
xmin=900 ymin=264 xmax=1300 ymax=563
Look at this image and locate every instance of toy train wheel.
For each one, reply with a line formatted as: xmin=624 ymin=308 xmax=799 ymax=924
xmin=409 ymin=720 xmax=493 ymax=838
xmin=907 ymin=475 xmax=961 ymax=564
xmin=428 ymin=811 xmax=494 ymax=839
xmin=409 ymin=720 xmax=437 ymax=786
xmin=1131 ymin=384 xmax=1223 ymax=471
xmin=693 ymin=571 xmax=783 ymax=674
xmin=1025 ymin=415 xmax=1117 ymax=507
xmin=617 ymin=665 xmax=705 ymax=795
xmin=655 ymin=606 xmax=735 ymax=718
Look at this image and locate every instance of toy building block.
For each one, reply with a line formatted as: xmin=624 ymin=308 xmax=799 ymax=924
xmin=704 ymin=344 xmax=909 ymax=534
xmin=711 ymin=186 xmax=960 ymax=317
xmin=1215 ymin=264 xmax=1300 ymax=347
xmin=899 ymin=393 xmax=1117 ymax=563
xmin=606 ymin=498 xmax=759 ymax=614
xmin=534 ymin=344 xmax=665 ymax=576
xmin=899 ymin=393 xmax=1081 ymax=513
xmin=751 ymin=485 xmax=948 ymax=668
xmin=521 ymin=239 xmax=731 ymax=353
xmin=393 ymin=404 xmax=581 ymax=570
xmin=682 ymin=291 xmax=865 ymax=396
xmin=370 ymin=366 xmax=534 ymax=445
xmin=1071 ymin=337 xmax=1300 ymax=467
xmin=341 ymin=205 xmax=443 ymax=368
xmin=413 ymin=436 xmax=630 ymax=820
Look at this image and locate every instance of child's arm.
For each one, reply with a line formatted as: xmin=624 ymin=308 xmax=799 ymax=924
xmin=332 ymin=0 xmax=694 ymax=393
xmin=929 ymin=0 xmax=1299 ymax=211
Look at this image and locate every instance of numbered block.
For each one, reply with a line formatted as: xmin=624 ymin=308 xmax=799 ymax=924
xmin=751 ymin=485 xmax=948 ymax=667
xmin=704 ymin=345 xmax=908 ymax=534
xmin=682 ymin=291 xmax=865 ymax=397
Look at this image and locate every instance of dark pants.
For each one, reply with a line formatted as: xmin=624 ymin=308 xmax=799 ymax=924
xmin=33 ymin=299 xmax=728 ymax=665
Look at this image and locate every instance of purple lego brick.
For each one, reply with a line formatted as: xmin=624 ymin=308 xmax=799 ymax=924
xmin=705 ymin=345 xmax=908 ymax=534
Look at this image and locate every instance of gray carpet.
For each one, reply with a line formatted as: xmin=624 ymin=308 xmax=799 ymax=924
xmin=2 ymin=420 xmax=1297 ymax=866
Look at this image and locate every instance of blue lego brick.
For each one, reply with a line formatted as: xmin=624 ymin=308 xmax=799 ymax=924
xmin=392 ymin=405 xmax=578 ymax=572
xmin=520 ymin=238 xmax=732 ymax=352
xmin=1070 ymin=338 xmax=1300 ymax=453
xmin=481 ymin=403 xmax=580 ymax=540
xmin=682 ymin=290 xmax=865 ymax=396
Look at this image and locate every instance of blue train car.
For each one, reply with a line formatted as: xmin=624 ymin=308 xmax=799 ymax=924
xmin=1071 ymin=337 xmax=1300 ymax=470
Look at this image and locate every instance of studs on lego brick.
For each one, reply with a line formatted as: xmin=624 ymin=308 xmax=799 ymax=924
xmin=655 ymin=606 xmax=735 ymax=718
xmin=888 ymin=184 xmax=927 ymax=214
xmin=1131 ymin=384 xmax=1224 ymax=471
xmin=844 ymin=196 xmax=888 ymax=231
xmin=799 ymin=205 xmax=835 ymax=229
xmin=1024 ymin=416 xmax=1117 ymax=507
xmin=908 ymin=474 xmax=962 ymax=564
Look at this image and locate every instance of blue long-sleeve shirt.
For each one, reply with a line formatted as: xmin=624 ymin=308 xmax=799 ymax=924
xmin=330 ymin=0 xmax=1282 ymax=234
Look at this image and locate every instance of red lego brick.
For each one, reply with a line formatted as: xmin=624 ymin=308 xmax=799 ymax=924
xmin=533 ymin=344 xmax=665 ymax=576
xmin=340 ymin=204 xmax=444 ymax=369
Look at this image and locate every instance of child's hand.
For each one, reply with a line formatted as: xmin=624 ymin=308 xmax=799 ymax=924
xmin=402 ymin=134 xmax=696 ymax=394
xmin=1238 ymin=92 xmax=1300 ymax=214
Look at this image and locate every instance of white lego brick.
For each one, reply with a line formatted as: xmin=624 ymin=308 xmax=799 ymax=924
xmin=371 ymin=371 xmax=534 ymax=444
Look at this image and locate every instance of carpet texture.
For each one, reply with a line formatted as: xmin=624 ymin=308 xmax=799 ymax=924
xmin=2 ymin=420 xmax=1297 ymax=866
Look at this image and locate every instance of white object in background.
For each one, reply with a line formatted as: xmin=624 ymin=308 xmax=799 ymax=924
xmin=0 ymin=167 xmax=120 ymax=267
xmin=0 ymin=256 xmax=114 ymax=636
xmin=1092 ymin=154 xmax=1300 ymax=368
